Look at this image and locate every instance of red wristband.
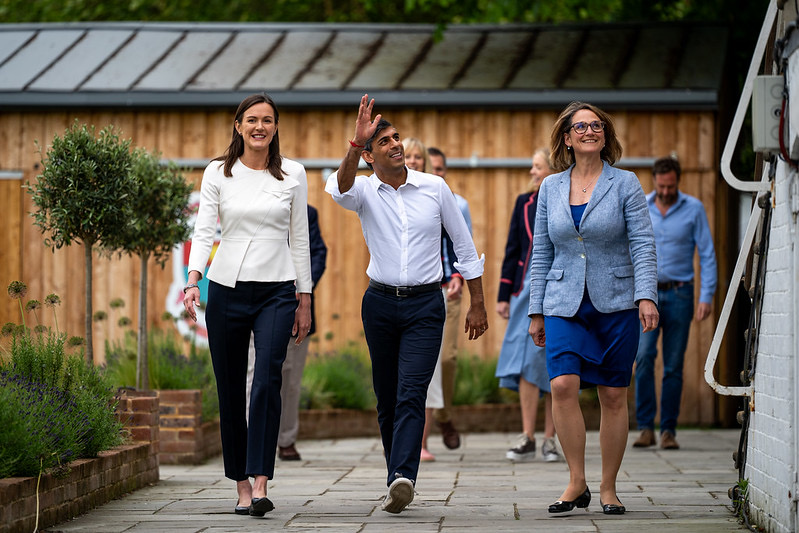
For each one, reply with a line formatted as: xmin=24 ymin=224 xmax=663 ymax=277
xmin=349 ymin=139 xmax=365 ymax=148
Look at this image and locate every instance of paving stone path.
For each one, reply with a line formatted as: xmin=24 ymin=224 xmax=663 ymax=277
xmin=46 ymin=429 xmax=747 ymax=532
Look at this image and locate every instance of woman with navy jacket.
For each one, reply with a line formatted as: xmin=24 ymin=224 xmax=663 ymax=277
xmin=528 ymin=102 xmax=658 ymax=516
xmin=495 ymin=149 xmax=560 ymax=463
xmin=183 ymin=93 xmax=312 ymax=517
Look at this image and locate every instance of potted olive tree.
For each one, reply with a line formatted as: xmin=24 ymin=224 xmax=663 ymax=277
xmin=27 ymin=122 xmax=135 ymax=363
xmin=113 ymin=149 xmax=193 ymax=389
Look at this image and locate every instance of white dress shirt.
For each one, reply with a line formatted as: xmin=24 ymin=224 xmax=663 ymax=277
xmin=188 ymin=157 xmax=312 ymax=293
xmin=325 ymin=167 xmax=484 ymax=286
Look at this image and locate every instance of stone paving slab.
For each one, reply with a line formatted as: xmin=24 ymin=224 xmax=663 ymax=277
xmin=43 ymin=430 xmax=747 ymax=532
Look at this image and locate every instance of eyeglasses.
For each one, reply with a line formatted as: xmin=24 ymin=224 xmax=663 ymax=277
xmin=569 ymin=121 xmax=605 ymax=134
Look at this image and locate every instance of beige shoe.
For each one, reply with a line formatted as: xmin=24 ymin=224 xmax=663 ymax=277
xmin=633 ymin=429 xmax=656 ymax=447
xmin=382 ymin=477 xmax=414 ymax=514
xmin=660 ymin=431 xmax=680 ymax=450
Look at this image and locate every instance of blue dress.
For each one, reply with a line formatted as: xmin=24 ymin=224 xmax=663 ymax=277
xmin=495 ymin=258 xmax=550 ymax=393
xmin=544 ymin=204 xmax=640 ymax=388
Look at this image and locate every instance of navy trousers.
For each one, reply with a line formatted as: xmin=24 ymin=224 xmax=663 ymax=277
xmin=206 ymin=280 xmax=296 ymax=481
xmin=361 ymin=287 xmax=445 ymax=487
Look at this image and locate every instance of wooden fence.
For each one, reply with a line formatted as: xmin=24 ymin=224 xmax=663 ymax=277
xmin=0 ymin=106 xmax=732 ymax=426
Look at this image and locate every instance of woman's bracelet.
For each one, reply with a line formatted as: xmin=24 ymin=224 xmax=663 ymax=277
xmin=183 ymin=283 xmax=199 ymax=294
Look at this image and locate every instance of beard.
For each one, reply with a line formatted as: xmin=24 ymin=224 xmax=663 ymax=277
xmin=657 ymin=192 xmax=677 ymax=206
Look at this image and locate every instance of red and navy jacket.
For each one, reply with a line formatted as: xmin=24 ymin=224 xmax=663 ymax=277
xmin=497 ymin=192 xmax=538 ymax=303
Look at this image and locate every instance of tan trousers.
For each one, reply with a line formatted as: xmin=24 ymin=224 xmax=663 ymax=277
xmin=246 ymin=333 xmax=309 ymax=447
xmin=434 ymin=293 xmax=462 ymax=424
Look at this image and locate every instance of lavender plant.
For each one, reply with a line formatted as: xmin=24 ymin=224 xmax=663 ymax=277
xmin=0 ymin=282 xmax=123 ymax=478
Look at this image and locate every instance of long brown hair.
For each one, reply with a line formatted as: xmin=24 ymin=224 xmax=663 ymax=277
xmin=214 ymin=93 xmax=286 ymax=179
xmin=550 ymin=101 xmax=622 ymax=172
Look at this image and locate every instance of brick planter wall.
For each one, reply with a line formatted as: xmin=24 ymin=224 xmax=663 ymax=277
xmin=0 ymin=390 xmax=159 ymax=533
xmin=296 ymin=405 xmax=525 ymax=440
xmin=298 ymin=408 xmax=379 ymax=439
xmin=296 ymin=399 xmax=608 ymax=440
xmin=157 ymin=389 xmax=221 ymax=465
xmin=200 ymin=419 xmax=223 ymax=461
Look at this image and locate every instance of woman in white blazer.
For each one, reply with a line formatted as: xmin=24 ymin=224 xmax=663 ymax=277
xmin=528 ymin=102 xmax=658 ymax=516
xmin=183 ymin=93 xmax=312 ymax=517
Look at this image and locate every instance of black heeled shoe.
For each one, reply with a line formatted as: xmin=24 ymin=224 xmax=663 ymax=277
xmin=248 ymin=496 xmax=274 ymax=516
xmin=548 ymin=486 xmax=591 ymax=513
xmin=600 ymin=497 xmax=625 ymax=515
xmin=234 ymin=501 xmax=249 ymax=515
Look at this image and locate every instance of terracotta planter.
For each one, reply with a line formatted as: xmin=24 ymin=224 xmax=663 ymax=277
xmin=295 ymin=398 xmax=613 ymax=441
xmin=298 ymin=408 xmax=379 ymax=439
xmin=157 ymin=389 xmax=221 ymax=464
xmin=296 ymin=404 xmax=527 ymax=440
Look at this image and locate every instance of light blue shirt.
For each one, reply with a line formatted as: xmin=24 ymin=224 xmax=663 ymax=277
xmin=646 ymin=190 xmax=717 ymax=304
xmin=455 ymin=193 xmax=472 ymax=233
xmin=443 ymin=193 xmax=472 ymax=278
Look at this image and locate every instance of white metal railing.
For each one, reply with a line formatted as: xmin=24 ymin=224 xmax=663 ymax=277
xmin=719 ymin=0 xmax=777 ymax=194
xmin=704 ymin=0 xmax=777 ymax=398
xmin=703 ymin=176 xmax=769 ymax=399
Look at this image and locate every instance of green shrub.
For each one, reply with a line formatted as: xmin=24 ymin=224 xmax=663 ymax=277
xmin=454 ymin=353 xmax=518 ymax=405
xmin=0 ymin=372 xmax=84 ymax=477
xmin=103 ymin=328 xmax=219 ymax=421
xmin=299 ymin=344 xmax=516 ymax=410
xmin=301 ymin=343 xmax=376 ymax=410
xmin=0 ymin=282 xmax=124 ymax=478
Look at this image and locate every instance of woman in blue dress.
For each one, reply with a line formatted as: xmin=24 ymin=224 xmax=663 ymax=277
xmin=495 ymin=149 xmax=559 ymax=463
xmin=528 ymin=102 xmax=658 ymax=516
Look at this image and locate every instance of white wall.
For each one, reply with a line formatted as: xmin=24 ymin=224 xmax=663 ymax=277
xmin=744 ymin=30 xmax=799 ymax=532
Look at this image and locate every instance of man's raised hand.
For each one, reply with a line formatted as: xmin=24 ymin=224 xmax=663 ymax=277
xmin=353 ymin=94 xmax=381 ymax=147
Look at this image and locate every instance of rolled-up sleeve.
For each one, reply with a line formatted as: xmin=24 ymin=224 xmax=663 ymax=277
xmin=325 ymin=170 xmax=363 ymax=211
xmin=441 ymin=180 xmax=484 ymax=279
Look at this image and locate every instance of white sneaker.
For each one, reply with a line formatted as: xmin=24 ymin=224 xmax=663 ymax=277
xmin=381 ymin=476 xmax=414 ymax=513
xmin=541 ymin=437 xmax=561 ymax=462
xmin=506 ymin=433 xmax=536 ymax=462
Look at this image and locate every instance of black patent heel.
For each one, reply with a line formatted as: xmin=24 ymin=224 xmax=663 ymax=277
xmin=548 ymin=486 xmax=591 ymax=513
xmin=600 ymin=496 xmax=625 ymax=515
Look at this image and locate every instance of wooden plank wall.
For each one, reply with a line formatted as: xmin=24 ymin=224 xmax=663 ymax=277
xmin=0 ymin=106 xmax=728 ymax=427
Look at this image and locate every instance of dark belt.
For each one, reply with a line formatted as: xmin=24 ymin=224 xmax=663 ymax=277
xmin=657 ymin=280 xmax=692 ymax=290
xmin=368 ymin=280 xmax=441 ymax=297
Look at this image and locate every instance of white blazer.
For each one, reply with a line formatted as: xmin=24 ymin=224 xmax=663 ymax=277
xmin=187 ymin=157 xmax=312 ymax=293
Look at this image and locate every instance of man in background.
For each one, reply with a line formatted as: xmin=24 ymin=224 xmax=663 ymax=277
xmin=429 ymin=146 xmax=471 ymax=450
xmin=246 ymin=204 xmax=327 ymax=461
xmin=633 ymin=155 xmax=716 ymax=450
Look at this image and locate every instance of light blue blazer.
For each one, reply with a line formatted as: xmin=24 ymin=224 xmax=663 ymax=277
xmin=528 ymin=161 xmax=657 ymax=317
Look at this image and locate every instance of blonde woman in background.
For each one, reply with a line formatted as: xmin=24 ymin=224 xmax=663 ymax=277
xmin=495 ymin=149 xmax=560 ymax=463
xmin=401 ymin=137 xmax=444 ymax=462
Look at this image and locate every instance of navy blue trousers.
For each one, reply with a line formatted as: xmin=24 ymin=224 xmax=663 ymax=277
xmin=206 ymin=280 xmax=296 ymax=481
xmin=361 ymin=287 xmax=445 ymax=487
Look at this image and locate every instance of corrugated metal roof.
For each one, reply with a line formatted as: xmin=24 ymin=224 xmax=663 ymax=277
xmin=0 ymin=21 xmax=728 ymax=109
